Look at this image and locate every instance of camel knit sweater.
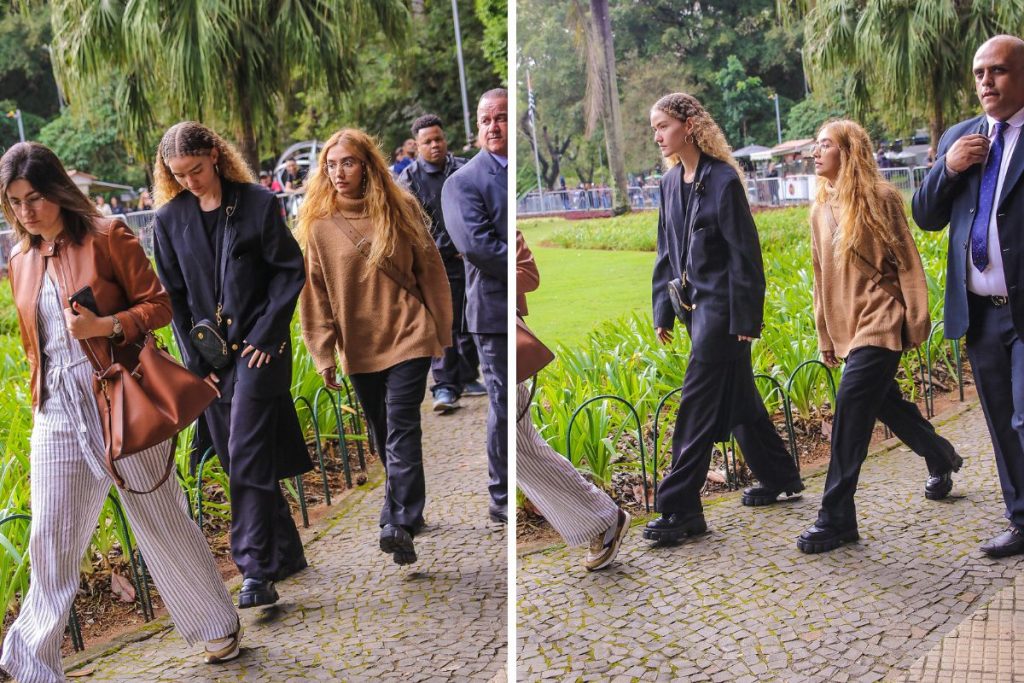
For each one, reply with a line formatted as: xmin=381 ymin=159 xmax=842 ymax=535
xmin=299 ymin=196 xmax=453 ymax=375
xmin=809 ymin=191 xmax=930 ymax=358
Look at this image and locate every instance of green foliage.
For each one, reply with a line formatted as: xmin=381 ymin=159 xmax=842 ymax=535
xmin=715 ymin=55 xmax=771 ymax=148
xmin=37 ymin=100 xmax=147 ymax=187
xmin=475 ymin=0 xmax=508 ymax=81
xmin=781 ymin=0 xmax=1024 ymax=145
xmin=0 ymin=4 xmax=60 ymax=150
xmin=283 ymin=0 xmax=501 ymax=156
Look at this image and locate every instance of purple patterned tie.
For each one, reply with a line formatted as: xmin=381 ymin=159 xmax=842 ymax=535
xmin=971 ymin=120 xmax=1007 ymax=271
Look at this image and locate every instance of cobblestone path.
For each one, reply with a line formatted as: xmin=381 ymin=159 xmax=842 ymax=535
xmin=517 ymin=402 xmax=1024 ymax=682
xmin=70 ymin=396 xmax=507 ymax=682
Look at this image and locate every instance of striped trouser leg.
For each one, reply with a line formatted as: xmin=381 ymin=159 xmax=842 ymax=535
xmin=115 ymin=440 xmax=239 ymax=645
xmin=1 ymin=407 xmax=110 ymax=683
xmin=516 ymin=383 xmax=619 ymax=547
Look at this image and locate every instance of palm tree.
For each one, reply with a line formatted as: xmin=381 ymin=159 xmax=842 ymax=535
xmin=571 ymin=0 xmax=630 ymax=214
xmin=42 ymin=0 xmax=408 ymax=169
xmin=778 ymin=0 xmax=1024 ymax=147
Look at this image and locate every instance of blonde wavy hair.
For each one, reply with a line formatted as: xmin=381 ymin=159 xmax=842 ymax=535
xmin=651 ymin=93 xmax=745 ymax=182
xmin=295 ymin=128 xmax=431 ymax=267
xmin=815 ymin=119 xmax=905 ymax=268
xmin=152 ymin=121 xmax=255 ymax=206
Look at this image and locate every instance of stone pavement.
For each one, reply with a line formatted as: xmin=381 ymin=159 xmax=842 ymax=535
xmin=517 ymin=401 xmax=1024 ymax=682
xmin=67 ymin=395 xmax=507 ymax=682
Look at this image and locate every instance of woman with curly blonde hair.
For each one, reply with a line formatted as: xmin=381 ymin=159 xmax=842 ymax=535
xmin=797 ymin=119 xmax=962 ymax=554
xmin=298 ymin=128 xmax=452 ymax=565
xmin=152 ymin=121 xmax=312 ymax=608
xmin=644 ymin=92 xmax=804 ymax=544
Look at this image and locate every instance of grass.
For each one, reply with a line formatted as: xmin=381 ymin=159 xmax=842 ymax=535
xmin=526 ymin=246 xmax=653 ymax=346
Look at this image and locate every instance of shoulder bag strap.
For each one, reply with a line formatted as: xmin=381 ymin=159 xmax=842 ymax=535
xmin=825 ymin=203 xmax=905 ymax=306
xmin=332 ymin=215 xmax=426 ymax=305
xmin=680 ymin=160 xmax=711 ymax=282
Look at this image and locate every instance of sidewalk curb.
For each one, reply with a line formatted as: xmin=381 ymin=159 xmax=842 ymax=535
xmin=516 ymin=396 xmax=980 ymax=559
xmin=62 ymin=463 xmax=387 ymax=675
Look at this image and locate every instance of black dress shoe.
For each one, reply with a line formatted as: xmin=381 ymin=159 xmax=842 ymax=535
xmin=925 ymin=453 xmax=963 ymax=501
xmin=238 ymin=577 xmax=278 ymax=609
xmin=742 ymin=481 xmax=805 ymax=507
xmin=488 ymin=505 xmax=508 ymax=524
xmin=379 ymin=524 xmax=417 ymax=565
xmin=642 ymin=513 xmax=708 ymax=543
xmin=796 ymin=524 xmax=859 ymax=554
xmin=980 ymin=526 xmax=1024 ymax=558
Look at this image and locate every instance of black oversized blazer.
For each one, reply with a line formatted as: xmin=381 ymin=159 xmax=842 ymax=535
xmin=652 ymin=155 xmax=767 ymax=362
xmin=153 ymin=180 xmax=306 ymax=401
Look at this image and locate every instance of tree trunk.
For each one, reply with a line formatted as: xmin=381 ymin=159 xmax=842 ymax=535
xmin=591 ymin=0 xmax=630 ymax=215
xmin=929 ymin=70 xmax=945 ymax=151
xmin=237 ymin=90 xmax=259 ymax=173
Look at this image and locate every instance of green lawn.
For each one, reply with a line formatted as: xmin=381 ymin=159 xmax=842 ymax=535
xmin=525 ymin=245 xmax=654 ymax=347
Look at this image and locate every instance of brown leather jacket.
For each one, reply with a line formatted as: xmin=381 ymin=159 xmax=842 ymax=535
xmin=516 ymin=230 xmax=539 ymax=316
xmin=8 ymin=217 xmax=172 ymax=408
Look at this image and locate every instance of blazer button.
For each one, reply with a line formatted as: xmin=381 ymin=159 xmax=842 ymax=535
xmin=998 ymin=213 xmax=1006 ymax=218
xmin=969 ymin=208 xmax=975 ymax=213
xmin=962 ymin=240 xmax=968 ymax=249
xmin=226 ymin=318 xmax=233 ymax=326
xmin=231 ymin=343 xmax=239 ymax=351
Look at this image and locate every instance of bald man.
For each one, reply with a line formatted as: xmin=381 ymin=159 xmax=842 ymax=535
xmin=914 ymin=35 xmax=1024 ymax=557
xmin=441 ymin=89 xmax=509 ymax=523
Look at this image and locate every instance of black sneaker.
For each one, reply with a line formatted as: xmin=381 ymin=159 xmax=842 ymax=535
xmin=238 ymin=577 xmax=278 ymax=609
xmin=796 ymin=524 xmax=859 ymax=554
xmin=642 ymin=513 xmax=708 ymax=544
xmin=379 ymin=524 xmax=417 ymax=565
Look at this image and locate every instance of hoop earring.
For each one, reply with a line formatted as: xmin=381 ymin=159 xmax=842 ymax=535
xmin=214 ymin=163 xmax=220 ymax=175
xmin=684 ymin=135 xmax=695 ymax=145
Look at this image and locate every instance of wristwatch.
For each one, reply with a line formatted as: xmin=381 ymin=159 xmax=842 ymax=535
xmin=108 ymin=315 xmax=123 ymax=339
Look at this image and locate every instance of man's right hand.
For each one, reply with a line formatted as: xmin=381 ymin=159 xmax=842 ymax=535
xmin=321 ymin=367 xmax=343 ymax=390
xmin=656 ymin=327 xmax=673 ymax=345
xmin=945 ymin=134 xmax=990 ymax=174
xmin=821 ymin=350 xmax=840 ymax=368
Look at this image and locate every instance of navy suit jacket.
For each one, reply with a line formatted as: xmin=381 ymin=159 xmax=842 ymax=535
xmin=652 ymin=156 xmax=766 ymax=362
xmin=440 ymin=150 xmax=508 ymax=334
xmin=153 ymin=181 xmax=305 ymax=400
xmin=912 ymin=114 xmax=1024 ymax=339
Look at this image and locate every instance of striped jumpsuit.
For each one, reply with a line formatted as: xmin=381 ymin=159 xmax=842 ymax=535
xmin=0 ymin=275 xmax=238 ymax=683
xmin=516 ymin=383 xmax=619 ymax=546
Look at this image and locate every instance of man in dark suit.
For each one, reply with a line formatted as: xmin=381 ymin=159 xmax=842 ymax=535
xmin=398 ymin=114 xmax=486 ymax=414
xmin=913 ymin=34 xmax=1024 ymax=557
xmin=441 ymin=88 xmax=509 ymax=523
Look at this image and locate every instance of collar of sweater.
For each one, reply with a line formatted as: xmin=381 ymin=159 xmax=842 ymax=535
xmin=336 ymin=195 xmax=368 ymax=219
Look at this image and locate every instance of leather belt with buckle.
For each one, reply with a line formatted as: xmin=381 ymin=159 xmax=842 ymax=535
xmin=990 ymin=295 xmax=1009 ymax=307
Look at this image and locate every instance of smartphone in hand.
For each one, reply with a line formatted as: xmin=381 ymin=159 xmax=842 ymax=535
xmin=68 ymin=286 xmax=101 ymax=316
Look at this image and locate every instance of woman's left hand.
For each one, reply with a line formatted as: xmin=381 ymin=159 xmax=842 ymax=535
xmin=241 ymin=344 xmax=273 ymax=368
xmin=64 ymin=303 xmax=113 ymax=340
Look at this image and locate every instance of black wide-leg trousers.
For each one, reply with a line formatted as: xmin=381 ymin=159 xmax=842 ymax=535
xmin=349 ymin=356 xmax=432 ymax=530
xmin=205 ymin=391 xmax=307 ymax=581
xmin=656 ymin=345 xmax=802 ymax=515
xmin=816 ymin=346 xmax=959 ymax=530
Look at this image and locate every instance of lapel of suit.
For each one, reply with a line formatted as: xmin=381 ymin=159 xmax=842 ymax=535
xmin=484 ymin=151 xmax=507 ymax=191
xmin=999 ymin=122 xmax=1024 ymax=208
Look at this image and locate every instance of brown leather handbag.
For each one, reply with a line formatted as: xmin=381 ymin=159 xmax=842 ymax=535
xmin=516 ymin=316 xmax=555 ymax=384
xmin=93 ymin=329 xmax=218 ymax=494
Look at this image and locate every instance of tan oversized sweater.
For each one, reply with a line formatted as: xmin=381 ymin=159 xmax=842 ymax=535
xmin=809 ymin=191 xmax=930 ymax=358
xmin=299 ymin=196 xmax=453 ymax=375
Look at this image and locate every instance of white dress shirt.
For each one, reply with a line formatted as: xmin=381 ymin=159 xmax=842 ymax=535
xmin=968 ymin=105 xmax=1024 ymax=296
